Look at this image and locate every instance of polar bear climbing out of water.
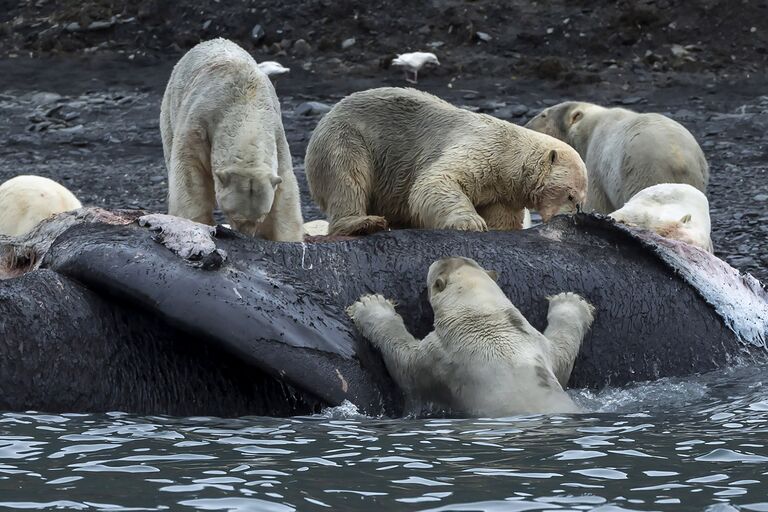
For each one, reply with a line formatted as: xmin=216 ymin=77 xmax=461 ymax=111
xmin=0 ymin=175 xmax=82 ymax=236
xmin=160 ymin=38 xmax=303 ymax=241
xmin=610 ymin=183 xmax=713 ymax=252
xmin=525 ymin=101 xmax=709 ymax=214
xmin=306 ymin=88 xmax=588 ymax=236
xmin=346 ymin=256 xmax=596 ymax=416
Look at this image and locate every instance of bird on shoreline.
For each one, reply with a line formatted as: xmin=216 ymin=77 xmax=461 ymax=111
xmin=391 ymin=52 xmax=440 ymax=84
xmin=257 ymin=61 xmax=290 ymax=77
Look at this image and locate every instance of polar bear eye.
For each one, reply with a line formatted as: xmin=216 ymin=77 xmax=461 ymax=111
xmin=568 ymin=194 xmax=574 ymax=202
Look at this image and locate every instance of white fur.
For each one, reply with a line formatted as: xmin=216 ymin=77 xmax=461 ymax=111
xmin=306 ymin=88 xmax=588 ymax=237
xmin=526 ymin=102 xmax=709 ymax=213
xmin=303 ymin=219 xmax=329 ymax=237
xmin=160 ymin=38 xmax=304 ymax=241
xmin=0 ymin=175 xmax=82 ymax=236
xmin=347 ymin=257 xmax=596 ymax=417
xmin=609 ymin=183 xmax=713 ymax=252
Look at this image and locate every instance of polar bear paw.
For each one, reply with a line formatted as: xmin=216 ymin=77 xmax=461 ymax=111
xmin=444 ymin=213 xmax=488 ymax=232
xmin=546 ymin=292 xmax=596 ymax=323
xmin=346 ymin=294 xmax=398 ymax=323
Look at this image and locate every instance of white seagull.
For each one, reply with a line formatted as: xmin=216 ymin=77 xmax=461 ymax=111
xmin=257 ymin=61 xmax=291 ymax=77
xmin=391 ymin=52 xmax=440 ymax=84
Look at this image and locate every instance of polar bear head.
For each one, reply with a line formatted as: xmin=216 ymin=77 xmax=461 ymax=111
xmin=427 ymin=257 xmax=504 ymax=315
xmin=524 ymin=101 xmax=604 ymax=143
xmin=526 ymin=144 xmax=588 ymax=222
xmin=609 ymin=183 xmax=713 ymax=252
xmin=214 ymin=168 xmax=282 ymax=230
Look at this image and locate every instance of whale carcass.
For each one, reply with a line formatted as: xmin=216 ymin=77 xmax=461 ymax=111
xmin=0 ymin=208 xmax=765 ymax=416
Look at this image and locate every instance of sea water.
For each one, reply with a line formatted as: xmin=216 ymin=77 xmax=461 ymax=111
xmin=0 ymin=364 xmax=766 ymax=511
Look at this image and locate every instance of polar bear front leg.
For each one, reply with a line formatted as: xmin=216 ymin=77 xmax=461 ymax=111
xmin=167 ymin=141 xmax=216 ymax=226
xmin=347 ymin=294 xmax=436 ymax=393
xmin=542 ymin=292 xmax=596 ymax=388
xmin=409 ymin=174 xmax=488 ymax=231
xmin=476 ymin=202 xmax=526 ymax=230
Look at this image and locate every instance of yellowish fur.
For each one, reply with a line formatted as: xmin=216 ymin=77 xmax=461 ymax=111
xmin=347 ymin=257 xmax=596 ymax=416
xmin=306 ymin=88 xmax=588 ymax=236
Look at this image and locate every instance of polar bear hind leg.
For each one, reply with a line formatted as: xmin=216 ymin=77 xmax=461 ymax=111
xmin=319 ymin=132 xmax=388 ymax=236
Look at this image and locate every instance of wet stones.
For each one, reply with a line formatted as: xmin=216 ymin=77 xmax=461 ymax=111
xmin=295 ymin=101 xmax=332 ymax=116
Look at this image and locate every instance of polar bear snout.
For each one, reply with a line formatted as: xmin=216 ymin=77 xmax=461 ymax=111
xmin=214 ymin=171 xmax=280 ymax=225
xmin=534 ymin=151 xmax=588 ymax=221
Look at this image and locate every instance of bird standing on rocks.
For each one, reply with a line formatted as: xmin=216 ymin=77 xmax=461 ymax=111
xmin=391 ymin=52 xmax=440 ymax=84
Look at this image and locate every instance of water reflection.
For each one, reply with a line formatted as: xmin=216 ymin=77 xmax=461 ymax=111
xmin=0 ymin=365 xmax=765 ymax=511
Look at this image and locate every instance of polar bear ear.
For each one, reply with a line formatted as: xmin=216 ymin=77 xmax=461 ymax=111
xmin=548 ymin=149 xmax=557 ymax=165
xmin=270 ymin=176 xmax=283 ymax=187
xmin=486 ymin=270 xmax=498 ymax=281
xmin=570 ymin=109 xmax=584 ymax=125
xmin=434 ymin=276 xmax=447 ymax=292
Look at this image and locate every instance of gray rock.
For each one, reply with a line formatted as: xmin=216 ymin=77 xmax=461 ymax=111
xmin=53 ymin=124 xmax=84 ymax=135
xmin=293 ymin=38 xmax=311 ymax=57
xmin=202 ymin=20 xmax=212 ymax=31
xmin=754 ymin=194 xmax=768 ymax=201
xmin=476 ymin=31 xmax=492 ymax=42
xmin=87 ymin=19 xmax=115 ymax=31
xmin=295 ymin=101 xmax=332 ymax=116
xmin=251 ymin=24 xmax=265 ymax=43
xmin=64 ymin=22 xmax=81 ymax=32
xmin=44 ymin=104 xmax=64 ymax=117
xmin=620 ymin=96 xmax=644 ymax=105
xmin=477 ymin=100 xmax=505 ymax=112
xmin=509 ymin=104 xmax=529 ymax=116
xmin=341 ymin=37 xmax=356 ymax=50
xmin=31 ymin=92 xmax=63 ymax=106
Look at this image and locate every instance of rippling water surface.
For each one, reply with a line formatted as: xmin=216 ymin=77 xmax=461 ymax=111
xmin=1 ymin=365 xmax=767 ymax=511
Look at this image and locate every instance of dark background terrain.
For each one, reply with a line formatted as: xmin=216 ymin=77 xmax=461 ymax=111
xmin=1 ymin=0 xmax=767 ymax=280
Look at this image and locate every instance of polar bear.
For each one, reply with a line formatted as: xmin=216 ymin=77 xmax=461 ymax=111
xmin=346 ymin=256 xmax=596 ymax=416
xmin=305 ymin=88 xmax=588 ymax=236
xmin=525 ymin=101 xmax=709 ymax=213
xmin=160 ymin=38 xmax=303 ymax=241
xmin=0 ymin=175 xmax=82 ymax=236
xmin=609 ymin=183 xmax=713 ymax=252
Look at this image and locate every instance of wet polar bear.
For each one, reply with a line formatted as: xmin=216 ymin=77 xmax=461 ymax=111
xmin=306 ymin=88 xmax=588 ymax=236
xmin=525 ymin=101 xmax=709 ymax=213
xmin=0 ymin=175 xmax=82 ymax=236
xmin=347 ymin=257 xmax=596 ymax=416
xmin=610 ymin=183 xmax=713 ymax=252
xmin=160 ymin=38 xmax=303 ymax=241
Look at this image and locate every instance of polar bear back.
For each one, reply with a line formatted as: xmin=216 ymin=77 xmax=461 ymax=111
xmin=306 ymin=87 xmax=579 ymax=227
xmin=593 ymin=112 xmax=709 ymax=207
xmin=0 ymin=175 xmax=82 ymax=236
xmin=161 ymin=38 xmax=277 ymax=145
xmin=307 ymin=87 xmax=490 ymax=218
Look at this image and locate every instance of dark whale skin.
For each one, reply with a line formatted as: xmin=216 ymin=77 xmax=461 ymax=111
xmin=0 ymin=215 xmax=766 ymax=416
xmin=0 ymin=269 xmax=324 ymax=416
